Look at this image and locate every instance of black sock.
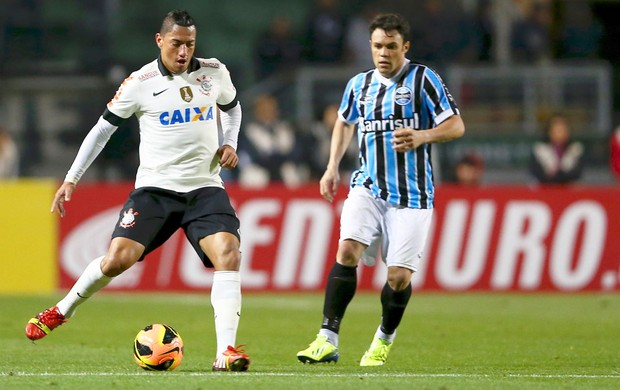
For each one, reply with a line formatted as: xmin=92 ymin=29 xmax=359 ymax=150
xmin=380 ymin=282 xmax=412 ymax=335
xmin=321 ymin=262 xmax=357 ymax=333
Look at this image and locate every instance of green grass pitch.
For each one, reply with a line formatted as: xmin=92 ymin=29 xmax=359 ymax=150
xmin=1 ymin=292 xmax=619 ymax=389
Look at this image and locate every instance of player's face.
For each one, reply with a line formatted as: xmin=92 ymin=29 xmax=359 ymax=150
xmin=156 ymin=24 xmax=197 ymax=74
xmin=370 ymin=28 xmax=410 ymax=78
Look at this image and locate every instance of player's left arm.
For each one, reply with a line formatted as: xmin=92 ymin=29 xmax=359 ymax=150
xmin=216 ymin=63 xmax=241 ymax=169
xmin=217 ymin=102 xmax=241 ymax=168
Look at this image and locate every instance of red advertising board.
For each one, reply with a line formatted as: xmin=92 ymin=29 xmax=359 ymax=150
xmin=58 ymin=183 xmax=620 ymax=292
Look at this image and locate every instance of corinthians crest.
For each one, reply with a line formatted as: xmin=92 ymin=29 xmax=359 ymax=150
xmin=119 ymin=208 xmax=139 ymax=228
xmin=179 ymin=86 xmax=193 ymax=102
xmin=196 ymin=75 xmax=213 ymax=96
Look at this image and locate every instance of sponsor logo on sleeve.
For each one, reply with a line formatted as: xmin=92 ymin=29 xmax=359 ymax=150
xmin=201 ymin=61 xmax=220 ymax=68
xmin=138 ymin=70 xmax=159 ymax=81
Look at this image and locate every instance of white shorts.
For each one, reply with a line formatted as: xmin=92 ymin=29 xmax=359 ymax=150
xmin=339 ymin=186 xmax=433 ymax=271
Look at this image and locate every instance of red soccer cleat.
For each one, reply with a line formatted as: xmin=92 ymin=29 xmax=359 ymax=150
xmin=212 ymin=345 xmax=250 ymax=371
xmin=25 ymin=306 xmax=67 ymax=341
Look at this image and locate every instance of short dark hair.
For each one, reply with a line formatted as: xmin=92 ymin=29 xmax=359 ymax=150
xmin=160 ymin=9 xmax=195 ymax=35
xmin=369 ymin=13 xmax=410 ymax=40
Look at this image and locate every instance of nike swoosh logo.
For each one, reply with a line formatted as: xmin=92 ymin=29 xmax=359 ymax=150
xmin=77 ymin=292 xmax=88 ymax=298
xmin=152 ymin=88 xmax=168 ymax=96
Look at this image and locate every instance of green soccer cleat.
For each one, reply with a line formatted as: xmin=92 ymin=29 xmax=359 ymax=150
xmin=359 ymin=336 xmax=392 ymax=366
xmin=297 ymin=334 xmax=339 ymax=363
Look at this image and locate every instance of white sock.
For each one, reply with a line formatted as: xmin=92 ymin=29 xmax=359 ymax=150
xmin=319 ymin=328 xmax=339 ymax=347
xmin=375 ymin=325 xmax=396 ymax=343
xmin=56 ymin=256 xmax=113 ymax=318
xmin=211 ymin=271 xmax=241 ymax=356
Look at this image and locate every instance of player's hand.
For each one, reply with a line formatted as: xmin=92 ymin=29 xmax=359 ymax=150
xmin=51 ymin=181 xmax=76 ymax=218
xmin=320 ymin=167 xmax=340 ymax=202
xmin=217 ymin=145 xmax=238 ymax=169
xmin=391 ymin=128 xmax=428 ymax=152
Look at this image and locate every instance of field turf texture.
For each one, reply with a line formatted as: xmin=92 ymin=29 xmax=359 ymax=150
xmin=1 ymin=293 xmax=619 ymax=389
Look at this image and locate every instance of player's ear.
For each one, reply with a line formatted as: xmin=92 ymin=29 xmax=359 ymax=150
xmin=403 ymin=40 xmax=411 ymax=54
xmin=155 ymin=33 xmax=164 ymax=49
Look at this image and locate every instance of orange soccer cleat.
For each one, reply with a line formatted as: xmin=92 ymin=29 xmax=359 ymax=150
xmin=212 ymin=345 xmax=250 ymax=372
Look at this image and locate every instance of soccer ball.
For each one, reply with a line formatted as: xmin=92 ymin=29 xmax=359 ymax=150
xmin=133 ymin=324 xmax=184 ymax=371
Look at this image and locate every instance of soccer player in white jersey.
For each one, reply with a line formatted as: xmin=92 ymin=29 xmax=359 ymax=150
xmin=25 ymin=10 xmax=250 ymax=372
xmin=297 ymin=13 xmax=465 ymax=366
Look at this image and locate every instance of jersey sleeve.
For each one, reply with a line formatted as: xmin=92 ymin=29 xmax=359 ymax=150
xmin=216 ymin=64 xmax=237 ymax=107
xmin=106 ymin=73 xmax=141 ymax=119
xmin=421 ymin=68 xmax=460 ymax=126
xmin=338 ymin=76 xmax=361 ymax=125
xmin=64 ymin=116 xmax=118 ymax=183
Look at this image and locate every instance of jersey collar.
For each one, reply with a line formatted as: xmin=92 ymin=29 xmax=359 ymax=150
xmin=157 ymin=56 xmax=201 ymax=77
xmin=374 ymin=58 xmax=411 ymax=86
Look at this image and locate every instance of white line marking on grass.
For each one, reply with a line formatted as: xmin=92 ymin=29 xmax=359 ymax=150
xmin=2 ymin=372 xmax=620 ymax=379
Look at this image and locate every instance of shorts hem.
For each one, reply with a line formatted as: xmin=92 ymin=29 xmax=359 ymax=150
xmin=385 ymin=261 xmax=418 ymax=273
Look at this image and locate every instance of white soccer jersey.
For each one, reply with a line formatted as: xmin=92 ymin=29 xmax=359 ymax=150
xmin=105 ymin=56 xmax=238 ymax=192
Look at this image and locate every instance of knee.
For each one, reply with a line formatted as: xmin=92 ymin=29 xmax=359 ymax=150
xmin=211 ymin=240 xmax=241 ymax=271
xmin=337 ymin=252 xmax=358 ymax=267
xmin=101 ymin=246 xmax=141 ymax=277
xmin=336 ymin=240 xmax=365 ymax=267
xmin=387 ymin=267 xmax=413 ymax=291
xmin=199 ymin=232 xmax=242 ymax=271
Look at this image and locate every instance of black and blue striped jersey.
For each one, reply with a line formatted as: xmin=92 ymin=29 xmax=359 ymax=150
xmin=338 ymin=59 xmax=460 ymax=209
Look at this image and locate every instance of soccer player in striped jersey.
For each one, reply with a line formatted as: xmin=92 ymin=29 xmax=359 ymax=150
xmin=297 ymin=13 xmax=465 ymax=366
xmin=25 ymin=9 xmax=249 ymax=372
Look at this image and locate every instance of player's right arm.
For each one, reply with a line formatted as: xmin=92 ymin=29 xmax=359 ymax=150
xmin=52 ymin=74 xmax=138 ymax=217
xmin=50 ymin=116 xmax=119 ymax=217
xmin=320 ymin=118 xmax=356 ymax=202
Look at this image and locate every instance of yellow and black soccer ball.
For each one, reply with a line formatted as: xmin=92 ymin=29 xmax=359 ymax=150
xmin=133 ymin=324 xmax=184 ymax=371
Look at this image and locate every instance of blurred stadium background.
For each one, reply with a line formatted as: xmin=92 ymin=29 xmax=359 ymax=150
xmin=1 ymin=0 xmax=619 ymax=295
xmin=2 ymin=0 xmax=620 ymax=183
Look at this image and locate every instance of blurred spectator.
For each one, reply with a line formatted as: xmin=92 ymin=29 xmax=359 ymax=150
xmin=299 ymin=103 xmax=359 ymax=182
xmin=96 ymin=66 xmax=139 ymax=181
xmin=254 ymin=15 xmax=302 ymax=79
xmin=611 ymin=127 xmax=620 ymax=181
xmin=558 ymin=1 xmax=602 ymax=60
xmin=454 ymin=151 xmax=485 ymax=185
xmin=94 ymin=120 xmax=140 ymax=181
xmin=343 ymin=1 xmax=379 ymax=70
xmin=61 ymin=66 xmax=139 ymax=182
xmin=530 ymin=113 xmax=584 ymax=184
xmin=237 ymin=95 xmax=304 ymax=187
xmin=302 ymin=0 xmax=348 ymax=63
xmin=473 ymin=0 xmax=495 ymax=62
xmin=0 ymin=126 xmax=19 ymax=178
xmin=510 ymin=0 xmax=553 ymax=64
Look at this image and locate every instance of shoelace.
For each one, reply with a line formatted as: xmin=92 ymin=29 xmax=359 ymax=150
xmin=226 ymin=344 xmax=247 ymax=354
xmin=38 ymin=308 xmax=65 ymax=328
xmin=370 ymin=344 xmax=389 ymax=360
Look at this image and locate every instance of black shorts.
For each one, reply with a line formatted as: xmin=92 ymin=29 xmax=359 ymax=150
xmin=111 ymin=186 xmax=240 ymax=267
